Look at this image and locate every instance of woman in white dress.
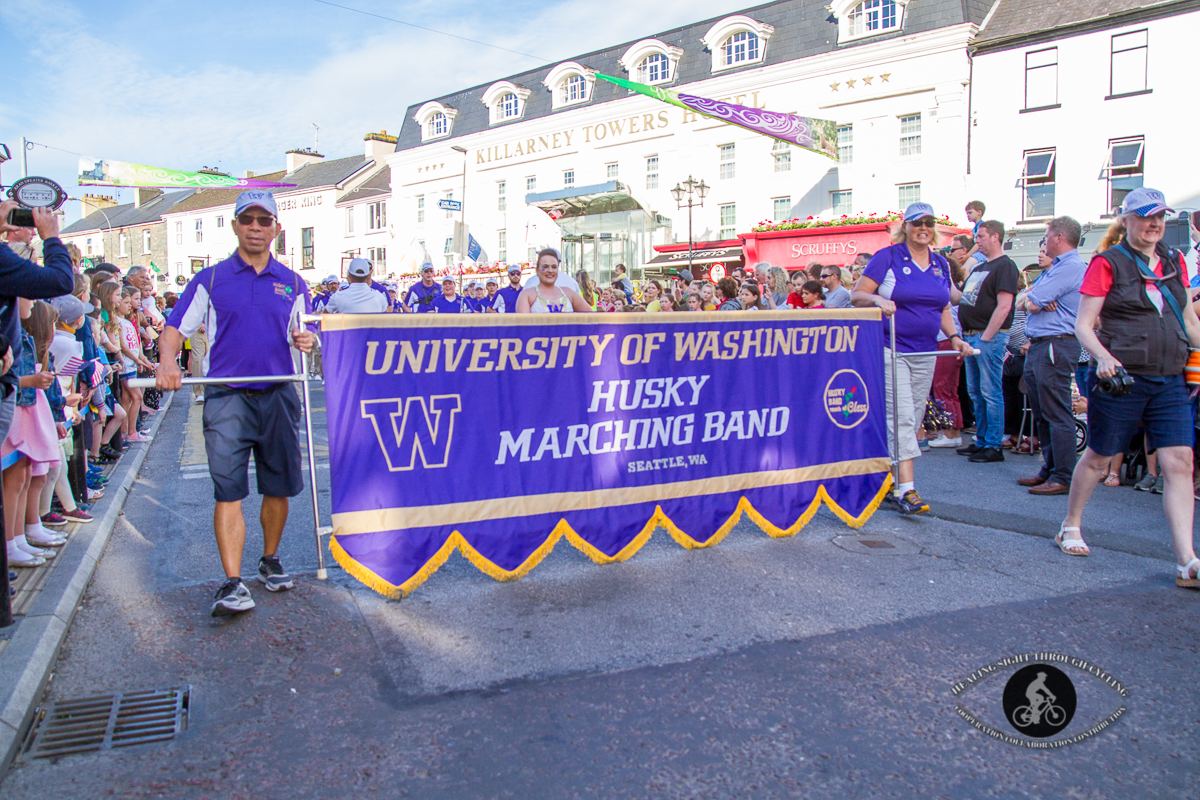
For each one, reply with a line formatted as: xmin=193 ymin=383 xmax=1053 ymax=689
xmin=516 ymin=250 xmax=593 ymax=313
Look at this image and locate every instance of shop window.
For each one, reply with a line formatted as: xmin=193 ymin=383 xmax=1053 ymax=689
xmin=1024 ymin=48 xmax=1058 ymax=110
xmin=898 ymin=183 xmax=921 ymax=207
xmin=719 ymin=204 xmax=736 ymax=240
xmin=1110 ymin=30 xmax=1148 ymax=97
xmin=1021 ymin=149 xmax=1055 ymax=219
xmin=1106 ymin=137 xmax=1144 ymax=214
xmin=772 ymin=141 xmax=791 ymax=172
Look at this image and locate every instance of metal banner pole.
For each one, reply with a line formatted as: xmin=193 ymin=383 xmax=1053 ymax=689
xmin=299 ymin=350 xmax=328 ymax=580
xmin=890 ymin=314 xmax=901 ymax=498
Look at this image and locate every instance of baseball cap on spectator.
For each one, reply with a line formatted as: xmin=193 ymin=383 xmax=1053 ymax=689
xmin=346 ymin=258 xmax=372 ymax=277
xmin=1120 ymin=187 xmax=1173 ymax=217
xmin=422 ymin=263 xmax=435 ymax=274
xmin=486 ymin=277 xmax=499 ymax=285
xmin=234 ymin=190 xmax=278 ymax=217
xmin=50 ymin=294 xmax=93 ymax=325
xmin=903 ymin=202 xmax=936 ymax=221
xmin=507 ymin=265 xmax=521 ymax=275
xmin=441 ymin=275 xmax=455 ymax=284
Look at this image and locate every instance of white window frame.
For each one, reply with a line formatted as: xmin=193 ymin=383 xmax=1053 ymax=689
xmin=1109 ymin=29 xmax=1149 ymax=98
xmin=837 ymin=125 xmax=853 ymax=164
xmin=345 ymin=206 xmax=355 ymax=236
xmin=897 ymin=183 xmax=921 ymax=207
xmin=142 ymin=229 xmax=152 ymax=254
xmin=497 ymin=181 xmax=506 ymax=212
xmin=482 ymin=81 xmax=531 ymax=125
xmin=414 ymin=101 xmax=458 ymax=142
xmin=832 ymin=190 xmax=853 ymax=217
xmin=444 ymin=190 xmax=454 ymax=219
xmin=701 ymin=16 xmax=773 ymax=73
xmin=216 ymin=215 xmax=224 ymax=228
xmin=646 ymin=156 xmax=659 ymax=189
xmin=719 ymin=144 xmax=735 ymax=180
xmin=175 ymin=221 xmax=182 ymax=245
xmin=1020 ymin=148 xmax=1056 ymax=220
xmin=119 ymin=233 xmax=127 ymax=258
xmin=195 ymin=219 xmax=203 ymax=244
xmin=526 ymin=176 xmax=537 ymax=193
xmin=1024 ymin=48 xmax=1058 ymax=110
xmin=606 ymin=162 xmax=619 ymax=180
xmin=719 ymin=203 xmax=736 ymax=240
xmin=833 ymin=0 xmax=905 ymax=43
xmin=1105 ymin=137 xmax=1145 ymax=215
xmin=772 ymin=140 xmax=791 ymax=172
xmin=899 ymin=114 xmax=921 ymax=157
xmin=544 ymin=62 xmax=595 ymax=110
xmin=563 ymin=169 xmax=575 ymax=188
xmin=416 ymin=195 xmax=424 ymax=224
xmin=618 ymin=39 xmax=684 ymax=86
xmin=498 ymin=230 xmax=507 ymax=262
xmin=773 ymin=197 xmax=791 ymax=222
xmin=368 ymin=201 xmax=386 ymax=231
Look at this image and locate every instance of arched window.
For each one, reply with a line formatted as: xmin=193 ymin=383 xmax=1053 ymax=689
xmin=414 ymin=101 xmax=458 ymax=141
xmin=619 ymin=39 xmax=683 ymax=86
xmin=722 ymin=31 xmax=759 ymax=66
xmin=831 ymin=0 xmax=905 ymax=42
xmin=562 ymin=75 xmax=587 ymax=104
xmin=482 ymin=81 xmax=531 ymax=125
xmin=544 ymin=63 xmax=595 ymax=110
xmin=701 ymin=16 xmax=773 ymax=73
xmin=638 ymin=53 xmax=671 ymax=83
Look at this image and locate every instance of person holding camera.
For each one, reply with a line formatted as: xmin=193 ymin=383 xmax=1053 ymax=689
xmin=1058 ymin=189 xmax=1200 ymax=589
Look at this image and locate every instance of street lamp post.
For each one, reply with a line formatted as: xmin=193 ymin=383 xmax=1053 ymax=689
xmin=670 ymin=176 xmax=709 ymax=279
xmin=451 ymin=145 xmax=467 ymax=292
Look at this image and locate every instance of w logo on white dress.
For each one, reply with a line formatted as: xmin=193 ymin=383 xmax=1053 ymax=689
xmin=360 ymin=395 xmax=462 ymax=471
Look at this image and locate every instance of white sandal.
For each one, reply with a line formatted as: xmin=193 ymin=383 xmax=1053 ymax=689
xmin=1055 ymin=523 xmax=1090 ymax=557
xmin=1177 ymin=557 xmax=1200 ymax=589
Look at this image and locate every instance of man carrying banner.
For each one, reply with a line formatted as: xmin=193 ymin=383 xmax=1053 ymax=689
xmin=155 ymin=190 xmax=316 ymax=617
xmin=403 ymin=264 xmax=439 ymax=313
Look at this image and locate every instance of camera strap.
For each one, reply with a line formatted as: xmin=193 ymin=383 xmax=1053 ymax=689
xmin=1122 ymin=243 xmax=1187 ymax=341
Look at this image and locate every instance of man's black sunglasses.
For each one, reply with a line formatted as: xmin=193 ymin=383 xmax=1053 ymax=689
xmin=237 ymin=213 xmax=276 ymax=227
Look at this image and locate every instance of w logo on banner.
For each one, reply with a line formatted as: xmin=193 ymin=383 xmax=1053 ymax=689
xmin=360 ymin=395 xmax=462 ymax=471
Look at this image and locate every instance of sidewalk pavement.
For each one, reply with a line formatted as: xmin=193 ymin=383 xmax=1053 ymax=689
xmin=0 ymin=396 xmax=174 ymax=770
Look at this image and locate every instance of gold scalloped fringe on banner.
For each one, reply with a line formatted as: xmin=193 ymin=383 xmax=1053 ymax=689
xmin=329 ymin=475 xmax=893 ymax=599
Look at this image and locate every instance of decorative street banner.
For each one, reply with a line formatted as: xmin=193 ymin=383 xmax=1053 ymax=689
xmin=594 ymin=73 xmax=839 ymax=161
xmin=322 ymin=311 xmax=890 ymax=598
xmin=78 ymin=157 xmax=296 ymax=189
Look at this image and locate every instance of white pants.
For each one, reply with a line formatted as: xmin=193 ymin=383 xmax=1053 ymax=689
xmin=884 ymin=349 xmax=936 ymax=464
xmin=39 ymin=442 xmax=77 ymax=515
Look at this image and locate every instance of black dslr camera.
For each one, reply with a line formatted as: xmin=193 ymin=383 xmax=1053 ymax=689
xmin=1095 ymin=367 xmax=1135 ymax=398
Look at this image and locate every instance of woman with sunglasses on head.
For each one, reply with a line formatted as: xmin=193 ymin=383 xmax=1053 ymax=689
xmin=516 ymin=249 xmax=592 ymax=313
xmin=852 ymin=203 xmax=973 ymax=516
xmin=1058 ymin=189 xmax=1200 ymax=590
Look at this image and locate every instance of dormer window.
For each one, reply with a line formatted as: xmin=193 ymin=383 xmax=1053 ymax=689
xmin=414 ymin=101 xmax=458 ymax=142
xmin=544 ymin=62 xmax=595 ymax=110
xmin=619 ymin=39 xmax=684 ymax=86
xmin=482 ymin=81 xmax=531 ymax=125
xmin=832 ymin=0 xmax=906 ymax=43
xmin=701 ymin=16 xmax=774 ymax=73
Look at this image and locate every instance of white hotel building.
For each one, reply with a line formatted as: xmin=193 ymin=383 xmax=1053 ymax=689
xmin=388 ymin=0 xmax=992 ymax=283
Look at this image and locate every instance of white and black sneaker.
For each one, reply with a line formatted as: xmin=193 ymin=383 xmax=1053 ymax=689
xmin=257 ymin=556 xmax=294 ymax=592
xmin=211 ymin=578 xmax=255 ymax=617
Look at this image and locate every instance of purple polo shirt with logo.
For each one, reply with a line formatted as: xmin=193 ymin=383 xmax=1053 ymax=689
xmin=167 ymin=252 xmax=311 ymax=389
xmin=863 ymin=242 xmax=951 ymax=354
xmin=404 ymin=281 xmax=440 ymax=313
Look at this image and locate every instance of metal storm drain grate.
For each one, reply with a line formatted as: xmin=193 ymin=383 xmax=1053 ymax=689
xmin=859 ymin=540 xmax=897 ymax=549
xmin=22 ymin=686 xmax=190 ymax=760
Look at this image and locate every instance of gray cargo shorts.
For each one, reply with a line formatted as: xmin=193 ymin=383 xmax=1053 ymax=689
xmin=202 ymin=384 xmax=303 ymax=502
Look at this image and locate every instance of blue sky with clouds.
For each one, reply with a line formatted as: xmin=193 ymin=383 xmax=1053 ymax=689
xmin=1 ymin=0 xmax=740 ymax=222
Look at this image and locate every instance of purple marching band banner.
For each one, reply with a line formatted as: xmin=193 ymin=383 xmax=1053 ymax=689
xmin=321 ymin=311 xmax=891 ymax=598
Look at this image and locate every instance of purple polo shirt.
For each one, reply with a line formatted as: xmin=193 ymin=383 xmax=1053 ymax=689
xmin=863 ymin=242 xmax=951 ymax=353
xmin=404 ymin=281 xmax=440 ymax=313
xmin=495 ymin=285 xmax=522 ymax=313
xmin=167 ymin=251 xmax=311 ymax=389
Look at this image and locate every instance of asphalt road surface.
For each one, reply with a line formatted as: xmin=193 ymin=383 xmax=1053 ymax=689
xmin=2 ymin=389 xmax=1198 ymax=798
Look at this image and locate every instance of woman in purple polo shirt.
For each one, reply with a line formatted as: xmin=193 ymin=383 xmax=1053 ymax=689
xmin=852 ymin=203 xmax=973 ymax=515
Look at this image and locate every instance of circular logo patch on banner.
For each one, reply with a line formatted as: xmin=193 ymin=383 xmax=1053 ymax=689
xmin=1002 ymin=664 xmax=1076 ymax=738
xmin=824 ymin=369 xmax=870 ymax=429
